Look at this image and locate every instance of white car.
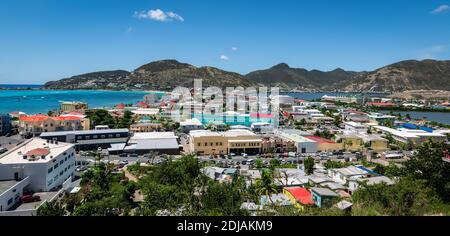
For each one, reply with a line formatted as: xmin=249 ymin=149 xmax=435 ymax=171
xmin=241 ymin=153 xmax=248 ymax=157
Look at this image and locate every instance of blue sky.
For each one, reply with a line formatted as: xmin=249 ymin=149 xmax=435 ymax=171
xmin=0 ymin=0 xmax=449 ymax=84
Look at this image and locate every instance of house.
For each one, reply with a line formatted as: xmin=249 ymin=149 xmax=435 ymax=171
xmin=341 ymin=110 xmax=369 ymax=123
xmin=283 ymin=187 xmax=314 ymax=208
xmin=260 ymin=193 xmax=292 ymax=206
xmin=348 ymin=176 xmax=395 ymax=193
xmin=310 ymin=187 xmax=340 ymax=208
xmin=327 ymin=166 xmax=370 ymax=184
xmin=251 ymin=122 xmax=273 ymax=134
xmin=368 ymin=113 xmax=396 ymax=126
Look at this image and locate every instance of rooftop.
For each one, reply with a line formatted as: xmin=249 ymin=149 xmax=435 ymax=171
xmin=284 ymin=187 xmax=314 ymax=205
xmin=305 ymin=136 xmax=336 ymax=144
xmin=40 ymin=129 xmax=129 ymax=137
xmin=0 ymin=180 xmax=20 ymax=194
xmin=0 ymin=138 xmax=74 ymax=164
xmin=310 ymin=187 xmax=339 ymax=197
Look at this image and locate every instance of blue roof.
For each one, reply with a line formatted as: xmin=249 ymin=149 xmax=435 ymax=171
xmin=419 ymin=126 xmax=433 ymax=133
xmin=402 ymin=123 xmax=418 ymax=129
xmin=356 ymin=166 xmax=380 ymax=176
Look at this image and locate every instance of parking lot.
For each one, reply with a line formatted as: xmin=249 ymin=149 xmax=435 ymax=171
xmin=0 ymin=135 xmax=25 ymax=153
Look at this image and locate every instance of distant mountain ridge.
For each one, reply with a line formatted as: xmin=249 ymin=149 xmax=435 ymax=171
xmin=44 ymin=59 xmax=450 ymax=92
xmin=244 ymin=63 xmax=360 ymax=90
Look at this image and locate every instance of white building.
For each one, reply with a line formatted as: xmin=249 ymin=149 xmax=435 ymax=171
xmin=0 ymin=138 xmax=75 ymax=211
xmin=373 ymin=126 xmax=447 ymax=144
xmin=348 ymin=176 xmax=394 ymax=193
xmin=327 ymin=166 xmax=369 ymax=184
xmin=275 ymin=130 xmax=317 ymax=154
xmin=180 ymin=118 xmax=205 ymax=133
xmin=344 ymin=121 xmax=367 ymax=134
xmin=251 ymin=122 xmax=273 ymax=134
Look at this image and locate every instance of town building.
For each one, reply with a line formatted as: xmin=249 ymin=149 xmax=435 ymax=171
xmin=344 ymin=121 xmax=367 ymax=134
xmin=186 ymin=129 xmax=262 ymax=156
xmin=40 ymin=129 xmax=130 ymax=151
xmin=60 ymin=101 xmax=88 ymax=113
xmin=131 ymin=108 xmax=160 ymax=119
xmin=0 ymin=114 xmax=12 ymax=136
xmin=276 ymin=130 xmax=317 ymax=154
xmin=123 ymin=132 xmax=180 ymax=155
xmin=368 ymin=113 xmax=396 ymax=126
xmin=250 ymin=122 xmax=273 ymax=134
xmin=180 ymin=118 xmax=205 ymax=133
xmin=0 ymin=138 xmax=75 ymax=211
xmin=130 ymin=122 xmax=163 ymax=133
xmin=373 ymin=126 xmax=447 ymax=145
xmin=19 ymin=115 xmax=87 ymax=137
xmin=304 ymin=136 xmax=343 ymax=152
xmin=340 ymin=110 xmax=369 ymax=123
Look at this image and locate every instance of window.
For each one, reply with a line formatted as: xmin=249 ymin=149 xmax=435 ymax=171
xmin=85 ymin=136 xmax=90 ymax=140
xmin=7 ymin=198 xmax=13 ymax=205
xmin=204 ymin=143 xmax=208 ymax=146
xmin=60 ymin=160 xmax=64 ymax=165
xmin=101 ymin=135 xmax=106 ymax=139
xmin=197 ymin=143 xmax=201 ymax=146
xmin=48 ymin=167 xmax=53 ymax=174
xmin=60 ymin=171 xmax=64 ymax=176
xmin=116 ymin=134 xmax=121 ymax=138
xmin=108 ymin=134 xmax=113 ymax=138
xmin=65 ymin=157 xmax=67 ymax=161
xmin=93 ymin=135 xmax=98 ymax=139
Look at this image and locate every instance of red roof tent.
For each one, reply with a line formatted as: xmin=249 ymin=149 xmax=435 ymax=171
xmin=305 ymin=136 xmax=337 ymax=144
xmin=249 ymin=113 xmax=274 ymax=118
xmin=285 ymin=187 xmax=314 ymax=205
xmin=136 ymin=101 xmax=149 ymax=108
xmin=367 ymin=102 xmax=396 ymax=107
xmin=116 ymin=103 xmax=126 ymax=109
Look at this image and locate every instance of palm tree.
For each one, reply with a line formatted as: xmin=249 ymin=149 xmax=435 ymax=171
xmin=255 ymin=170 xmax=278 ymax=204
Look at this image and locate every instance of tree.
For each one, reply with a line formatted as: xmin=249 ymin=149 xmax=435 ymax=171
xmin=255 ymin=170 xmax=278 ymax=204
xmin=404 ymin=141 xmax=450 ymax=202
xmin=304 ymin=156 xmax=315 ymax=175
xmin=118 ymin=110 xmax=133 ymax=128
xmin=37 ymin=201 xmax=65 ymax=216
xmin=255 ymin=159 xmax=264 ymax=169
xmin=87 ymin=109 xmax=116 ymax=128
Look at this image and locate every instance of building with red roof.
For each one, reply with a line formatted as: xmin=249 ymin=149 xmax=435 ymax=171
xmin=283 ymin=187 xmax=314 ymax=207
xmin=305 ymin=136 xmax=343 ymax=152
xmin=19 ymin=115 xmax=86 ymax=137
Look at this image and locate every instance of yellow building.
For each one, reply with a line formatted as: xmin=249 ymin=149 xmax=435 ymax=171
xmin=187 ymin=129 xmax=262 ymax=156
xmin=305 ymin=136 xmax=343 ymax=152
xmin=335 ymin=134 xmax=364 ymax=152
xmin=130 ymin=123 xmax=163 ymax=133
xmin=60 ymin=101 xmax=88 ymax=113
xmin=359 ymin=134 xmax=389 ymax=152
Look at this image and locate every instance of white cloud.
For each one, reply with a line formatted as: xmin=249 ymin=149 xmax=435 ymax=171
xmin=231 ymin=47 xmax=238 ymax=51
xmin=220 ymin=55 xmax=230 ymax=61
xmin=431 ymin=5 xmax=450 ymax=14
xmin=134 ymin=9 xmax=184 ymax=22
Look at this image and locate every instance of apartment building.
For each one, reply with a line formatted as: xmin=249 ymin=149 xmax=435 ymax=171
xmin=0 ymin=138 xmax=75 ymax=211
xmin=19 ymin=115 xmax=86 ymax=137
xmin=0 ymin=114 xmax=12 ymax=136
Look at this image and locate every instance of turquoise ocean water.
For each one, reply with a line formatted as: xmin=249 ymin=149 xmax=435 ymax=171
xmin=0 ymin=90 xmax=156 ymax=114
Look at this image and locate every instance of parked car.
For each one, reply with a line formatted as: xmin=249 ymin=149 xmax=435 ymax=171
xmin=242 ymin=153 xmax=248 ymax=158
xmin=119 ymin=153 xmax=128 ymax=158
xmin=75 ymin=166 xmax=88 ymax=172
xmin=128 ymin=154 xmax=138 ymax=158
xmin=21 ymin=195 xmax=41 ymax=203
